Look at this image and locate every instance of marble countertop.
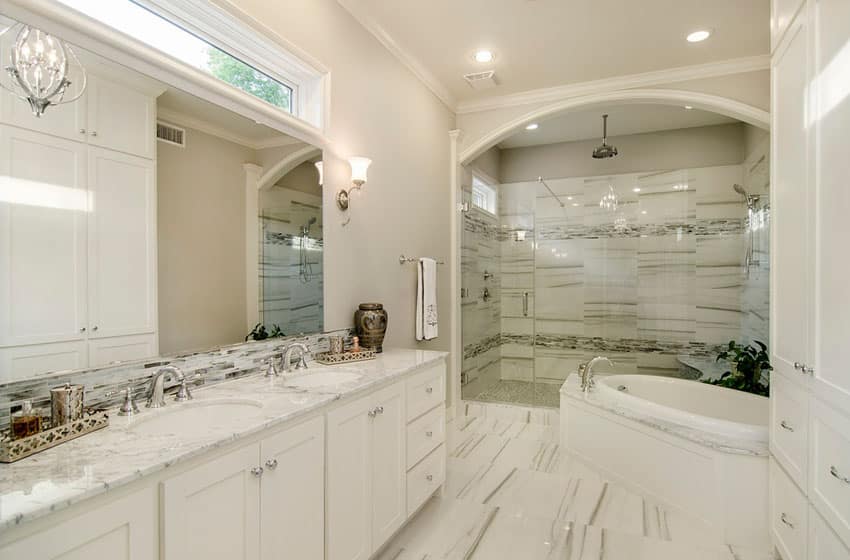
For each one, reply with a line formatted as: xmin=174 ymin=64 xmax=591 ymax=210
xmin=0 ymin=348 xmax=448 ymax=533
xmin=559 ymin=375 xmax=768 ymax=457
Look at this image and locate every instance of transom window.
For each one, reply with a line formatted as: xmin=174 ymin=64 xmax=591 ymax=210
xmin=471 ymin=175 xmax=497 ymax=215
xmin=57 ymin=0 xmax=305 ymax=115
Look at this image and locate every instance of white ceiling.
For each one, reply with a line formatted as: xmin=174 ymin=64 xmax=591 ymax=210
xmin=498 ymin=104 xmax=736 ymax=149
xmin=340 ymin=0 xmax=769 ymax=105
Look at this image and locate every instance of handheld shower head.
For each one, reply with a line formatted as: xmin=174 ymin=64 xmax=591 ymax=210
xmin=733 ymin=184 xmax=760 ymax=210
xmin=733 ymin=184 xmax=747 ymax=196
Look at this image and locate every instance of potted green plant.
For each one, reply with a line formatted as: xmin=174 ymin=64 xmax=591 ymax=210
xmin=705 ymin=340 xmax=773 ymax=397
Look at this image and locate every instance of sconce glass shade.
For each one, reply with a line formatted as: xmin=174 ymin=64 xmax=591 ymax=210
xmin=0 ymin=24 xmax=87 ymax=117
xmin=314 ymin=161 xmax=323 ymax=186
xmin=348 ymin=157 xmax=371 ymax=186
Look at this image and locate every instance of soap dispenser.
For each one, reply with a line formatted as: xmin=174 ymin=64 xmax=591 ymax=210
xmin=11 ymin=401 xmax=43 ymax=440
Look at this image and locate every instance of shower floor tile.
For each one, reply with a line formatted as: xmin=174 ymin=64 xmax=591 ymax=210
xmin=468 ymin=379 xmax=562 ymax=407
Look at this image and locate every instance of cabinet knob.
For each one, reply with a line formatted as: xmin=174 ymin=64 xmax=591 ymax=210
xmin=425 ymin=430 xmax=433 ymax=437
xmin=426 ymin=474 xmax=433 ymax=482
xmin=425 ymin=386 xmax=433 ymax=394
xmin=92 ymin=326 xmax=99 ymax=331
xmin=265 ymin=459 xmax=278 ymax=470
xmin=250 ymin=466 xmax=264 ymax=478
xmin=779 ymin=421 xmax=794 ymax=432
xmin=90 ymin=131 xmax=98 ymax=137
xmin=803 ymin=365 xmax=814 ymax=375
xmin=780 ymin=513 xmax=794 ymax=529
xmin=830 ymin=466 xmax=850 ymax=485
xmin=367 ymin=408 xmax=377 ymax=418
xmin=376 ymin=405 xmax=384 ymax=415
xmin=79 ymin=128 xmax=86 ymax=134
xmin=793 ymin=362 xmax=803 ymax=370
xmin=80 ymin=327 xmax=86 ymax=333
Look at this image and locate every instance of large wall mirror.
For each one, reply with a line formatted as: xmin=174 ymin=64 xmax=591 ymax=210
xmin=0 ymin=13 xmax=324 ymax=383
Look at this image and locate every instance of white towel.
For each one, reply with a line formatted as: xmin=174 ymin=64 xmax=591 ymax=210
xmin=416 ymin=257 xmax=438 ymax=341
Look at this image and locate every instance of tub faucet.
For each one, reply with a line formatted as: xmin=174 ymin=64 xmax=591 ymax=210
xmin=580 ymin=356 xmax=614 ymax=393
xmin=282 ymin=343 xmax=309 ymax=373
xmin=146 ymin=365 xmax=191 ymax=408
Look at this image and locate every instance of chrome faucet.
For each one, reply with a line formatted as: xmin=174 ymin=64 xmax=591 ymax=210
xmin=281 ymin=343 xmax=309 ymax=373
xmin=264 ymin=353 xmax=281 ymax=377
xmin=146 ymin=365 xmax=192 ymax=408
xmin=580 ymin=356 xmax=614 ymax=393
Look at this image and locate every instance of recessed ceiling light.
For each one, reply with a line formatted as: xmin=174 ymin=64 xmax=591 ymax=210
xmin=474 ymin=49 xmax=494 ymax=63
xmin=684 ymin=105 xmax=694 ymax=110
xmin=525 ymin=123 xmax=539 ymax=131
xmin=572 ymin=203 xmax=580 ymax=207
xmin=686 ymin=30 xmax=711 ymax=43
xmin=566 ymin=196 xmax=573 ymax=200
xmin=641 ymin=210 xmax=648 ymax=215
xmin=632 ymin=187 xmax=641 ymax=192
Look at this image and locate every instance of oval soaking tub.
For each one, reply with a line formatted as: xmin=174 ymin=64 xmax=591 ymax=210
xmin=560 ymin=373 xmax=770 ymax=549
xmin=595 ymin=374 xmax=768 ymax=443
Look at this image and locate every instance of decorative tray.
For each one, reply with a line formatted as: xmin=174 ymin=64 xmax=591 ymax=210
xmin=314 ymin=350 xmax=376 ymax=365
xmin=1 ymin=410 xmax=109 ymax=463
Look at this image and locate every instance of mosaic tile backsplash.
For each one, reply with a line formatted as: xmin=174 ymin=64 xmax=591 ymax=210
xmin=462 ymin=162 xmax=770 ymax=399
xmin=0 ymin=329 xmax=353 ymax=431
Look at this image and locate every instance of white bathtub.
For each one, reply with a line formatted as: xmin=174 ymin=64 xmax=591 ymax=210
xmin=595 ymin=374 xmax=768 ymax=443
xmin=560 ymin=373 xmax=769 ymax=548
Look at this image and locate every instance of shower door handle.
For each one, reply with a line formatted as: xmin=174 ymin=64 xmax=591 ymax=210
xmin=522 ymin=292 xmax=529 ymax=317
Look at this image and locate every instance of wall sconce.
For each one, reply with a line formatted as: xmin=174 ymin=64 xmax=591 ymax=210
xmin=314 ymin=161 xmax=323 ymax=186
xmin=336 ymin=156 xmax=371 ymax=213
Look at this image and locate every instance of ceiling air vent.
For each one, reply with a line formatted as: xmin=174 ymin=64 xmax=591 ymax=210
xmin=156 ymin=122 xmax=186 ymax=147
xmin=463 ymin=70 xmax=498 ymax=90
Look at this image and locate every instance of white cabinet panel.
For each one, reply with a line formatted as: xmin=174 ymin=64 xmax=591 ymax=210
xmin=371 ymin=382 xmax=406 ymax=548
xmin=809 ymin=400 xmax=850 ymax=549
xmin=407 ymin=444 xmax=446 ymax=517
xmin=327 ymin=392 xmax=373 ymax=560
xmin=87 ymin=76 xmax=156 ymax=159
xmin=88 ymin=334 xmax=157 ymax=367
xmin=87 ymin=148 xmax=156 ymax=339
xmin=0 ymin=125 xmax=88 ymax=347
xmin=260 ymin=416 xmax=324 ymax=560
xmin=407 ymin=404 xmax=445 ymax=469
xmin=0 ymin=488 xmax=156 ymax=559
xmin=771 ymin=459 xmax=809 ymax=560
xmin=406 ymin=364 xmax=445 ymax=421
xmin=772 ymin=373 xmax=810 ymax=488
xmin=771 ymin=11 xmax=813 ymax=385
xmin=0 ymin=341 xmax=87 ymax=381
xmin=162 ymin=443 xmax=261 ymax=560
xmin=810 ymin=506 xmax=850 ymax=560
xmin=813 ymin=0 xmax=850 ymax=412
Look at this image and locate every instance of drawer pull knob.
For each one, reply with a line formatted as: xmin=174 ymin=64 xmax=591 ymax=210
xmin=780 ymin=513 xmax=794 ymax=529
xmin=780 ymin=421 xmax=794 ymax=432
xmin=368 ymin=408 xmax=377 ymax=418
xmin=793 ymin=362 xmax=803 ymax=370
xmin=376 ymin=405 xmax=384 ymax=415
xmin=426 ymin=387 xmax=433 ymax=394
xmin=265 ymin=459 xmax=278 ymax=470
xmin=251 ymin=467 xmax=264 ymax=478
xmin=426 ymin=474 xmax=433 ymax=482
xmin=830 ymin=466 xmax=850 ymax=485
xmin=425 ymin=430 xmax=433 ymax=437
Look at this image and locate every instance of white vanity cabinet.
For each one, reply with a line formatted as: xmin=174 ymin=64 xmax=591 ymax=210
xmin=0 ymin=488 xmax=157 ymax=560
xmin=770 ymin=0 xmax=850 ymax=557
xmin=162 ymin=416 xmax=325 ymax=560
xmin=327 ymin=381 xmax=406 ymax=560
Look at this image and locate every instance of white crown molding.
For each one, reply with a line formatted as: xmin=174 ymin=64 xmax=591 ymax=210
xmin=337 ymin=0 xmax=456 ymax=110
xmin=456 ymin=55 xmax=770 ymax=114
xmin=156 ymin=107 xmax=301 ymax=151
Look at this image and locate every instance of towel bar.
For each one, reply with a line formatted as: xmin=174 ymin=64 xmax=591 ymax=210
xmin=399 ymin=254 xmax=445 ymax=265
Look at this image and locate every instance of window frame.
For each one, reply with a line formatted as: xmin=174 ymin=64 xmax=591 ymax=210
xmin=471 ymin=174 xmax=498 ymax=216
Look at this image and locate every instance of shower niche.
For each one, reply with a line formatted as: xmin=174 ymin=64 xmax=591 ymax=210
xmin=259 ymin=160 xmax=324 ymax=336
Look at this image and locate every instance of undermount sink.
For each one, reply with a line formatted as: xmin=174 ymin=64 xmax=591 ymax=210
xmin=286 ymin=370 xmax=362 ymax=389
xmin=130 ymin=399 xmax=264 ymax=436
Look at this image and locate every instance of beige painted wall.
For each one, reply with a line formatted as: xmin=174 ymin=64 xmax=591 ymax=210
xmin=500 ymin=123 xmax=748 ymax=183
xmin=157 ymin=126 xmax=256 ymax=354
xmin=221 ymin=0 xmax=455 ymax=356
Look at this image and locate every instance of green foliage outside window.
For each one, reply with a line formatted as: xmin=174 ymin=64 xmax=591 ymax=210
xmin=207 ymin=47 xmax=292 ymax=112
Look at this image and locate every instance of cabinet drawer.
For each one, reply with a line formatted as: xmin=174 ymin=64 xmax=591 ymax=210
xmin=810 ymin=400 xmax=850 ymax=548
xmin=407 ymin=444 xmax=445 ymax=517
xmin=771 ymin=460 xmax=808 ymax=560
xmin=406 ymin=363 xmax=445 ymax=421
xmin=407 ymin=405 xmax=445 ymax=469
xmin=771 ymin=374 xmax=809 ymax=488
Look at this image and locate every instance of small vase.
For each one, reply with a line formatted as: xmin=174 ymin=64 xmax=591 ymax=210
xmin=354 ymin=303 xmax=388 ymax=353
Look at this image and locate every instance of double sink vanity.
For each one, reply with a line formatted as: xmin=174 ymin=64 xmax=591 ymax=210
xmin=0 ymin=348 xmax=448 ymax=560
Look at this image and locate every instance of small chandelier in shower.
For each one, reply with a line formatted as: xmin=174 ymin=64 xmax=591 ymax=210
xmin=592 ymin=114 xmax=619 ymax=159
xmin=0 ymin=23 xmax=87 ymax=117
xmin=599 ymin=184 xmax=619 ymax=212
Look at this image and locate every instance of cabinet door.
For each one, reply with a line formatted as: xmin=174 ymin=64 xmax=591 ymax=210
xmin=87 ymin=75 xmax=156 ymax=159
xmin=327 ymin=393 xmax=373 ymax=560
xmin=0 ymin=341 xmax=87 ymax=382
xmin=771 ymin=9 xmax=813 ymax=386
xmin=88 ymin=334 xmax=157 ymax=367
xmin=813 ymin=0 xmax=850 ymax=412
xmin=87 ymin=147 xmax=156 ymax=338
xmin=162 ymin=443 xmax=261 ymax=560
xmin=0 ymin=487 xmax=156 ymax=559
xmin=371 ymin=381 xmax=406 ymax=549
xmin=0 ymin=125 xmax=88 ymax=347
xmin=809 ymin=506 xmax=850 ymax=560
xmin=260 ymin=416 xmax=325 ymax=560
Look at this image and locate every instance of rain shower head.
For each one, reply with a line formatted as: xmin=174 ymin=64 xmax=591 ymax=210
xmin=592 ymin=114 xmax=619 ymax=159
xmin=301 ymin=217 xmax=317 ymax=236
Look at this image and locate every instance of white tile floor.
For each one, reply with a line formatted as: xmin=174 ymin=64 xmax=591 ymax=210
xmin=379 ymin=402 xmax=773 ymax=560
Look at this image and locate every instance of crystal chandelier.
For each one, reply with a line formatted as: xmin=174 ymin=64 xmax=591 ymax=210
xmin=599 ymin=184 xmax=619 ymax=212
xmin=0 ymin=23 xmax=86 ymax=117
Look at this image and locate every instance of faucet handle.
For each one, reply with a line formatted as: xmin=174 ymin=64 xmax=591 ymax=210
xmin=295 ymin=354 xmax=308 ymax=370
xmin=118 ymin=386 xmax=140 ymax=416
xmin=265 ymin=354 xmax=280 ymax=377
xmin=174 ymin=377 xmax=193 ymax=402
